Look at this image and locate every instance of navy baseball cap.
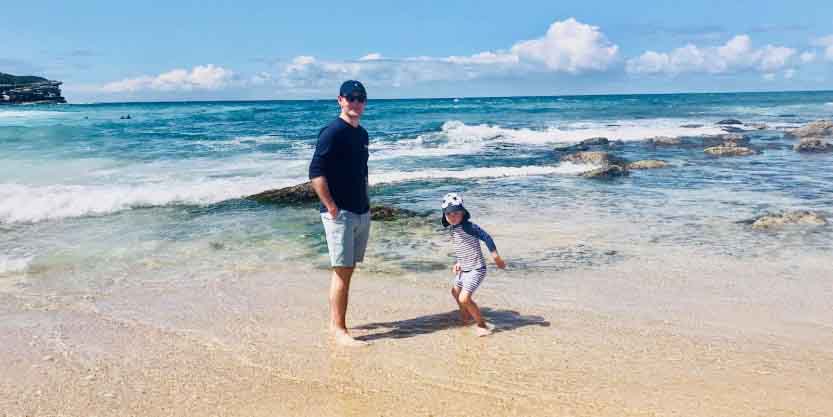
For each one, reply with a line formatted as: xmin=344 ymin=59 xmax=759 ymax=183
xmin=339 ymin=80 xmax=367 ymax=98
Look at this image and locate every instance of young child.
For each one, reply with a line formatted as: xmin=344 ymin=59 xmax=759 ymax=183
xmin=441 ymin=192 xmax=506 ymax=336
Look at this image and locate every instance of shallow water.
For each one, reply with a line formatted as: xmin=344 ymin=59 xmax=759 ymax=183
xmin=2 ymin=93 xmax=832 ymax=297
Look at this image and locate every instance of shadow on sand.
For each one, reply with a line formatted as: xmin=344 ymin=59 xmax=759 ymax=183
xmin=354 ymin=308 xmax=550 ymax=342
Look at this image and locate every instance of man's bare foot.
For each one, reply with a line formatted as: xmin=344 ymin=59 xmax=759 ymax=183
xmin=332 ymin=329 xmax=369 ymax=347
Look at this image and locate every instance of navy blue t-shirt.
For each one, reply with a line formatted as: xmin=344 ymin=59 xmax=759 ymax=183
xmin=308 ymin=118 xmax=370 ymax=214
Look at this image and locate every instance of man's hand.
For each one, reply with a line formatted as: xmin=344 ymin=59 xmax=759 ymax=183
xmin=310 ymin=176 xmax=339 ymax=219
xmin=452 ymin=263 xmax=461 ymax=274
xmin=493 ymin=255 xmax=506 ymax=269
xmin=327 ymin=205 xmax=340 ymax=219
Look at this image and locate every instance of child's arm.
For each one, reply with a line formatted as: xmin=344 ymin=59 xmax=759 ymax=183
xmin=470 ymin=223 xmax=506 ymax=269
xmin=492 ymin=251 xmax=506 ymax=269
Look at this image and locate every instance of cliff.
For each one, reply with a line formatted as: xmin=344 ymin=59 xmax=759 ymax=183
xmin=0 ymin=72 xmax=66 ymax=104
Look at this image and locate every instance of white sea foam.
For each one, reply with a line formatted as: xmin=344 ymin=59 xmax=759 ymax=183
xmin=369 ymin=119 xmax=725 ymax=160
xmin=0 ymin=110 xmax=66 ymax=119
xmin=0 ymin=255 xmax=32 ymax=274
xmin=1 ymin=161 xmax=594 ymax=223
xmin=0 ymin=153 xmax=318 ymax=223
xmin=0 ymin=176 xmax=306 ymax=224
xmin=188 ymin=135 xmax=294 ymax=151
xmin=369 ymin=162 xmax=595 ymax=185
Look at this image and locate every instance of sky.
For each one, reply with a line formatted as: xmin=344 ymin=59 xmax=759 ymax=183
xmin=2 ymin=0 xmax=833 ymax=102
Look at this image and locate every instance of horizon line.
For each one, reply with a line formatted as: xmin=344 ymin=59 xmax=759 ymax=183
xmin=48 ymin=87 xmax=833 ymax=106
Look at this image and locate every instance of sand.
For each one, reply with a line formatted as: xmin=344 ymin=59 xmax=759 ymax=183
xmin=2 ymin=247 xmax=832 ymax=417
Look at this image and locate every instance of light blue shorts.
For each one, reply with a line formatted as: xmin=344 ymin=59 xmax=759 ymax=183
xmin=454 ymin=267 xmax=487 ymax=294
xmin=321 ymin=210 xmax=371 ymax=268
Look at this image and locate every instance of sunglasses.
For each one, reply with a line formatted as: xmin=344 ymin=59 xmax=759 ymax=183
xmin=343 ymin=95 xmax=367 ymax=103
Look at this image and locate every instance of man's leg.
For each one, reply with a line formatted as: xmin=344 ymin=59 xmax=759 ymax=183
xmin=330 ymin=266 xmax=368 ymax=346
xmin=330 ymin=266 xmax=354 ymax=332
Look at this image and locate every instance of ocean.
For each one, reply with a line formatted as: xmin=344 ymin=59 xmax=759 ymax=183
xmin=2 ymin=92 xmax=832 ymax=296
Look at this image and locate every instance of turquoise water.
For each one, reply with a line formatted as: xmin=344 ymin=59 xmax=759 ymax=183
xmin=2 ymin=92 xmax=832 ymax=289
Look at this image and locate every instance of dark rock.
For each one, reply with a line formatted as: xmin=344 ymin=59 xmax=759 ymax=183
xmin=579 ymin=165 xmax=629 ymax=179
xmin=716 ymin=119 xmax=743 ymax=125
xmin=244 ymin=182 xmax=420 ymax=222
xmin=580 ymin=137 xmax=609 ymax=146
xmin=561 ymin=151 xmax=630 ymax=179
xmin=554 ymin=143 xmax=589 ymax=152
xmin=680 ymin=124 xmax=704 ymax=128
xmin=719 ymin=133 xmax=750 ymax=146
xmin=702 ymin=133 xmax=751 ymax=147
xmin=720 ymin=126 xmax=746 ymax=133
xmin=627 ymin=160 xmax=671 ymax=169
xmin=555 ymin=137 xmax=610 ymax=152
xmin=245 ymin=182 xmax=318 ymax=204
xmin=650 ymin=136 xmax=682 ymax=146
xmin=747 ymin=211 xmax=828 ymax=230
xmin=370 ymin=205 xmax=420 ymax=221
xmin=0 ymin=72 xmax=66 ymax=104
xmin=560 ymin=151 xmax=628 ymax=166
xmin=793 ymin=138 xmax=833 ymax=153
xmin=704 ymin=144 xmax=757 ymax=157
xmin=785 ymin=120 xmax=833 ymax=139
xmin=745 ymin=122 xmax=768 ymax=130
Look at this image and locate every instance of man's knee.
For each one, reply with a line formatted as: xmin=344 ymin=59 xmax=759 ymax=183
xmin=457 ymin=292 xmax=472 ymax=305
xmin=332 ymin=266 xmax=355 ymax=281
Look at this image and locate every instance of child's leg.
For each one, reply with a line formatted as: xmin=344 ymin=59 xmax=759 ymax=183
xmin=451 ymin=286 xmax=472 ymax=323
xmin=457 ymin=290 xmax=486 ymax=328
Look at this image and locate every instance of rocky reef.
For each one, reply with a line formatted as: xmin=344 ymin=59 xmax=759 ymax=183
xmin=0 ymin=72 xmax=66 ymax=104
xmin=244 ymin=182 xmax=423 ymax=222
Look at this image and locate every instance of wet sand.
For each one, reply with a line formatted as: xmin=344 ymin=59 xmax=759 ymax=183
xmin=2 ymin=247 xmax=832 ymax=417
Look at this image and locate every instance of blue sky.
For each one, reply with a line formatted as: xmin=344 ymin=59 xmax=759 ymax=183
xmin=3 ymin=0 xmax=833 ymax=102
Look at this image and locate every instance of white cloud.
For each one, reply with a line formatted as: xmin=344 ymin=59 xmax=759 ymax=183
xmin=813 ymin=35 xmax=833 ymax=61
xmin=627 ymin=35 xmax=796 ymax=75
xmin=800 ymin=51 xmax=816 ymax=63
xmin=101 ymin=64 xmax=234 ymax=93
xmin=92 ymin=18 xmax=619 ymax=96
xmin=758 ymin=45 xmax=795 ymax=71
xmin=510 ymin=18 xmax=618 ymax=73
xmin=271 ymin=18 xmax=617 ymax=92
xmin=444 ymin=51 xmax=519 ymax=66
xmin=359 ymin=53 xmax=383 ymax=61
xmin=784 ymin=69 xmax=796 ymax=79
xmin=763 ymin=73 xmax=776 ymax=81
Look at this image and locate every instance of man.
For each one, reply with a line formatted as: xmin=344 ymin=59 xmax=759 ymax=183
xmin=308 ymin=80 xmax=371 ymax=347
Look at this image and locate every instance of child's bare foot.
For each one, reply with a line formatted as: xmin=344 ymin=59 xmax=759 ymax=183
xmin=474 ymin=322 xmax=494 ymax=337
xmin=331 ymin=329 xmax=369 ymax=347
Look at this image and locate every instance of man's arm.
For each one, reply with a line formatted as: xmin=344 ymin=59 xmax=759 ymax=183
xmin=310 ymin=176 xmax=338 ymax=217
xmin=309 ymin=126 xmax=339 ymax=217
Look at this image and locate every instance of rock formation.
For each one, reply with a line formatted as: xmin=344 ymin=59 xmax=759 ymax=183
xmin=0 ymin=72 xmax=66 ymax=104
xmin=745 ymin=211 xmax=828 ymax=230
xmin=244 ymin=182 xmax=421 ymax=221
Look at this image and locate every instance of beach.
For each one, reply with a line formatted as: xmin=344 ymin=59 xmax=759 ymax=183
xmin=2 ymin=236 xmax=832 ymax=416
xmin=2 ymin=93 xmax=833 ymax=416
